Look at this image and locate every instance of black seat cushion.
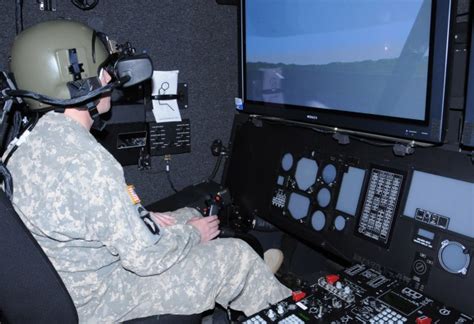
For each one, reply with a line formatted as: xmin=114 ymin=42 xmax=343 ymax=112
xmin=0 ymin=191 xmax=78 ymax=324
xmin=123 ymin=314 xmax=202 ymax=324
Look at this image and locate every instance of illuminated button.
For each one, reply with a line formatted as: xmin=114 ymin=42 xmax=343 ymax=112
xmin=416 ymin=316 xmax=432 ymax=324
xmin=292 ymin=290 xmax=306 ymax=302
xmin=325 ymin=274 xmax=340 ymax=285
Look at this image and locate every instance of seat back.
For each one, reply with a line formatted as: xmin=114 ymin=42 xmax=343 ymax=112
xmin=0 ymin=191 xmax=78 ymax=323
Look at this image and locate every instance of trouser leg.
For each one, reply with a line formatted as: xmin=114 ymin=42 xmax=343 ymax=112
xmin=212 ymin=238 xmax=292 ymax=316
xmin=120 ymin=238 xmax=291 ymax=321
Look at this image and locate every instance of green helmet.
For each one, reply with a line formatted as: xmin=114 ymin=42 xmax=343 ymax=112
xmin=10 ymin=20 xmax=109 ymax=110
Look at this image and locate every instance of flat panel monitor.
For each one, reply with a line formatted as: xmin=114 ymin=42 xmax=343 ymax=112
xmin=241 ymin=0 xmax=453 ymax=143
xmin=462 ymin=11 xmax=474 ymax=147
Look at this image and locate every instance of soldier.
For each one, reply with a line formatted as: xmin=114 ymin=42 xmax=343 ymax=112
xmin=5 ymin=20 xmax=291 ymax=323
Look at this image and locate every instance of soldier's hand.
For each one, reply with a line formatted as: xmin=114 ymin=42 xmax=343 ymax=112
xmin=186 ymin=216 xmax=220 ymax=242
xmin=150 ymin=212 xmax=176 ymax=228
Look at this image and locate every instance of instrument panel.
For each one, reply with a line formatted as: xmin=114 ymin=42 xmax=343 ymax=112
xmin=243 ymin=264 xmax=474 ymax=323
xmin=225 ymin=115 xmax=474 ymax=316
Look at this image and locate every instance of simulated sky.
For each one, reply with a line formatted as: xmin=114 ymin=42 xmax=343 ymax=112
xmin=246 ymin=0 xmax=428 ymax=65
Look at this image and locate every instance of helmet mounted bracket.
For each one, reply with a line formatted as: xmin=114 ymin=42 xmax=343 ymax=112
xmin=66 ymin=66 xmax=106 ymax=131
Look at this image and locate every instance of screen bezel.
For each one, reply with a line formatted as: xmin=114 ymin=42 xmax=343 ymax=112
xmin=240 ymin=0 xmax=453 ymax=143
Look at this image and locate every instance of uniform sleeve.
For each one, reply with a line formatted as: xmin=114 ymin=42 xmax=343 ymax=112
xmin=64 ymin=153 xmax=201 ymax=276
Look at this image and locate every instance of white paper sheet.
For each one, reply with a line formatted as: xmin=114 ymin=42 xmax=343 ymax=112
xmin=151 ymin=70 xmax=182 ymax=122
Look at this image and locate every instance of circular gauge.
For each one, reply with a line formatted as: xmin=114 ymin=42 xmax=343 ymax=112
xmin=438 ymin=240 xmax=470 ymax=275
xmin=281 ymin=153 xmax=294 ymax=171
xmin=322 ymin=164 xmax=337 ymax=184
xmin=334 ymin=215 xmax=346 ymax=231
xmin=311 ymin=210 xmax=326 ymax=231
xmin=317 ymin=188 xmax=331 ymax=208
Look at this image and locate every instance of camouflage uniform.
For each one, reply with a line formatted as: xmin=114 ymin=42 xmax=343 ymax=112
xmin=6 ymin=112 xmax=291 ymax=323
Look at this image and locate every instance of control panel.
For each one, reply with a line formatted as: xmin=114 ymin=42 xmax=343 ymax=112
xmin=243 ymin=264 xmax=473 ymax=324
xmin=357 ymin=167 xmax=404 ymax=246
xmin=225 ymin=116 xmax=474 ymax=315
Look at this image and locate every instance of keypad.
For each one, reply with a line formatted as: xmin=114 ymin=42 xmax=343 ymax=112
xmin=369 ymin=308 xmax=407 ymax=324
xmin=244 ymin=315 xmax=267 ymax=324
xmin=278 ymin=314 xmax=305 ymax=324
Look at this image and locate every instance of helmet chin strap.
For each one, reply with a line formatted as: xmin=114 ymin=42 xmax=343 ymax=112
xmin=66 ymin=76 xmax=107 ymax=131
xmin=87 ymin=101 xmax=106 ymax=131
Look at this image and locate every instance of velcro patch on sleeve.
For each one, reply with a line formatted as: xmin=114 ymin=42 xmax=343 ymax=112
xmin=126 ymin=185 xmax=141 ymax=205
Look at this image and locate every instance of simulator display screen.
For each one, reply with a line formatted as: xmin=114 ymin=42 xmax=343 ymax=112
xmin=245 ymin=0 xmax=432 ymax=121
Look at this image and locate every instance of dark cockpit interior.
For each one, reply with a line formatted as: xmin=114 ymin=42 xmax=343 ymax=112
xmin=0 ymin=0 xmax=473 ymax=323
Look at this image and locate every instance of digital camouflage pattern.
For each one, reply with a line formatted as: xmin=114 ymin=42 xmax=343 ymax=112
xmin=6 ymin=112 xmax=291 ymax=323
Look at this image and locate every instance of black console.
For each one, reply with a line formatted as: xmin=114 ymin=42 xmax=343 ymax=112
xmin=243 ymin=264 xmax=473 ymax=323
xmin=224 ymin=114 xmax=474 ymax=316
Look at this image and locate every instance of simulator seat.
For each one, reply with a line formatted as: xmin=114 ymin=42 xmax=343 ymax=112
xmin=0 ymin=190 xmax=201 ymax=324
